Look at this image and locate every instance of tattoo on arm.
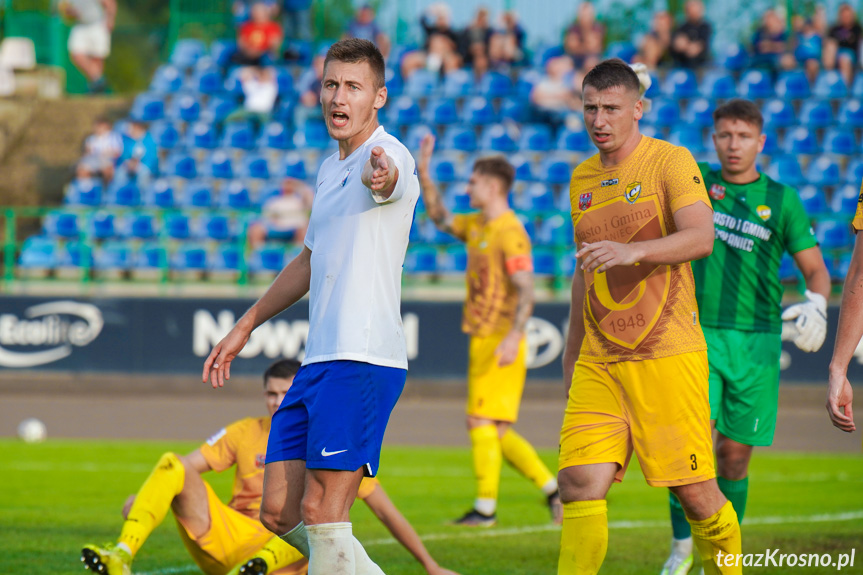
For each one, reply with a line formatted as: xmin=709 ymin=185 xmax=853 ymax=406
xmin=510 ymin=270 xmax=535 ymax=333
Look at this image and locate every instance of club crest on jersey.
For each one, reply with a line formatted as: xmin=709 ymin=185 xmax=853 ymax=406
xmin=709 ymin=183 xmax=726 ymax=200
xmin=601 ymin=178 xmax=618 ymax=188
xmin=579 ymin=193 xmax=593 ymax=210
xmin=624 ymin=182 xmax=642 ymax=204
xmin=340 ymin=167 xmax=353 ymax=187
xmin=757 ymin=205 xmax=772 ymax=221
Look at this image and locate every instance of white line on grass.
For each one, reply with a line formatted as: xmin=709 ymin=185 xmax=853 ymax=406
xmin=134 ymin=510 xmax=863 ymax=575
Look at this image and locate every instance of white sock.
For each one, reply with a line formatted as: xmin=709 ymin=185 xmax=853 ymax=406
xmin=281 ymin=521 xmax=310 ymax=557
xmin=541 ymin=478 xmax=558 ymax=496
xmin=115 ymin=542 xmax=132 ymax=556
xmin=475 ymin=497 xmax=497 ymax=515
xmin=307 ymin=522 xmax=355 ymax=575
xmin=353 ymin=536 xmax=386 ymax=575
xmin=671 ymin=536 xmax=693 ymax=558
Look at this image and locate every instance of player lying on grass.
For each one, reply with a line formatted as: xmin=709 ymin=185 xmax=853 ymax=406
xmin=660 ymin=99 xmax=830 ymax=575
xmin=416 ymin=134 xmax=562 ymax=527
xmin=81 ymin=359 xmax=459 ymax=575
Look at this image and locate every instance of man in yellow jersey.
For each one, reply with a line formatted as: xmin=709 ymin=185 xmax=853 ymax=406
xmin=417 ymin=134 xmax=561 ymax=527
xmin=557 ymin=58 xmax=743 ymax=575
xmin=81 ymin=360 xmax=460 ymax=575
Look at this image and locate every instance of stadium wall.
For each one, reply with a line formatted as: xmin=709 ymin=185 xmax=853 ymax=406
xmin=0 ymin=295 xmax=850 ymax=382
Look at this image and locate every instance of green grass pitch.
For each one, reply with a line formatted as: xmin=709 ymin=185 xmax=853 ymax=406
xmin=1 ymin=439 xmax=862 ymax=574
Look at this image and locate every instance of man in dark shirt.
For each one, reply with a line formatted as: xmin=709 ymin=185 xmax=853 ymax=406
xmin=752 ymin=9 xmax=794 ymax=71
xmin=825 ymin=3 xmax=862 ymax=84
xmin=670 ymin=0 xmax=711 ymax=68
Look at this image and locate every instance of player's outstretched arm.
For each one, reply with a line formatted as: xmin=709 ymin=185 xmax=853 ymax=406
xmin=782 ymin=246 xmax=831 ymax=352
xmin=827 ymin=235 xmax=863 ymax=432
xmin=577 ymin=201 xmax=714 ymax=273
xmin=416 ymin=134 xmax=456 ymax=235
xmin=562 ymin=269 xmax=587 ymax=395
xmin=362 ymin=483 xmax=462 ymax=575
xmin=496 ymin=270 xmax=534 ymax=367
xmin=203 ymin=247 xmax=312 ymax=388
xmin=362 ymin=146 xmax=400 ymax=200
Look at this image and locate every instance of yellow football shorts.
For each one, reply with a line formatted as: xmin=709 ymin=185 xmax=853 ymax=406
xmin=559 ymin=350 xmax=715 ymax=487
xmin=175 ymin=482 xmax=307 ymax=575
xmin=466 ymin=333 xmax=527 ymax=422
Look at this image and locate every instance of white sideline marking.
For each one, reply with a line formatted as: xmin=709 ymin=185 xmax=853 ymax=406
xmin=134 ymin=510 xmax=863 ymax=574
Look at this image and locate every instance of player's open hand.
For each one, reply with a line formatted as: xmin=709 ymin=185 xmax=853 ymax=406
xmin=577 ymin=241 xmax=642 ymax=273
xmin=827 ymin=370 xmax=856 ymax=432
xmin=202 ymin=324 xmax=252 ymax=388
xmin=496 ymin=331 xmax=522 ymax=367
xmin=418 ymin=133 xmax=436 ymax=172
xmin=365 ymin=146 xmax=394 ymax=192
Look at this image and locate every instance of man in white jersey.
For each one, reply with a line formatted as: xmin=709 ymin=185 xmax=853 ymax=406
xmin=203 ymin=38 xmax=419 ymax=575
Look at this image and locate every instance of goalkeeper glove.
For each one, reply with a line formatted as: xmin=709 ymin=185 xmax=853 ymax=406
xmin=780 ymin=290 xmax=827 ymax=352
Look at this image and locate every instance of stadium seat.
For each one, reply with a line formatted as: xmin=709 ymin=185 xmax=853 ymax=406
xmin=425 ymin=98 xmax=459 ymax=125
xmin=538 ymin=155 xmax=573 ymax=184
xmin=242 ymin=153 xmax=271 ymax=179
xmin=683 ymin=98 xmax=715 ymax=128
xmin=814 ymin=70 xmax=848 ymax=99
xmin=536 ymin=214 xmax=574 ymax=246
xmin=94 ymin=241 xmax=131 ymax=271
xmin=775 ymin=70 xmax=811 ymax=100
xmin=203 ymin=151 xmax=234 ymax=179
xmin=171 ymin=243 xmax=208 ymax=271
xmin=853 ymin=75 xmax=863 ymax=98
xmin=166 ymin=94 xmax=202 ymax=123
xmin=43 ymin=211 xmax=79 ymax=238
xmin=405 ymin=69 xmax=439 ymax=98
xmin=404 ymin=124 xmax=434 ymax=150
xmin=556 ymin=188 xmax=571 ymax=211
xmin=209 ymin=243 xmax=243 ymax=272
xmin=720 ymin=42 xmax=748 ymax=70
xmin=203 ymin=94 xmax=238 ymax=123
xmin=259 ymin=121 xmax=293 ymax=150
xmin=404 ymin=245 xmax=438 ymax=273
xmin=837 ymin=252 xmax=852 ymax=280
xmin=782 ymin=127 xmax=819 ymax=155
xmin=558 ymin=251 xmax=576 ymax=277
xmin=149 ymin=65 xmax=183 ymax=95
xmin=134 ymin=242 xmax=167 ymax=270
xmin=668 ymin=127 xmax=706 ymax=154
xmin=223 ymin=122 xmax=257 ymax=150
xmin=605 ymin=41 xmax=637 ymax=62
xmin=510 ymin=154 xmax=534 ymax=181
xmin=661 ymin=68 xmax=698 ymax=99
xmin=838 ymin=99 xmax=863 ymax=128
xmin=500 ymin=97 xmax=530 ymax=123
xmin=390 ymin=96 xmax=422 ymax=126
xmin=429 ymin=155 xmax=460 ymax=183
xmin=281 ymin=152 xmax=308 ymax=179
xmin=520 ymin=182 xmax=555 ymax=211
xmin=762 ymin=98 xmax=796 ymax=129
xmin=126 ymin=214 xmax=157 ymax=239
xmin=107 ymin=182 xmax=142 ymax=207
xmin=644 ymin=71 xmax=661 ymax=99
xmin=518 ymin=124 xmax=553 ymax=152
xmin=441 ymin=125 xmax=477 ymax=152
xmin=191 ymin=65 xmax=224 ymax=95
xmin=816 ymin=219 xmax=853 ymax=249
xmin=210 ymin=39 xmax=237 ymax=67
xmin=700 ymin=71 xmax=737 ymax=100
xmin=778 ymin=254 xmax=797 ymax=281
xmin=738 ymin=69 xmax=774 ymax=99
xmin=480 ymin=124 xmax=517 ymax=152
xmin=182 ymin=180 xmax=214 ymax=208
xmin=831 ymin=184 xmax=859 ymax=215
xmin=533 ymin=248 xmax=557 ymax=276
xmin=222 ymin=180 xmax=252 ymax=209
xmin=761 ymin=129 xmax=780 ymax=156
xmin=170 ymin=39 xmax=206 ymax=69
xmin=799 ymin=99 xmax=834 ymax=128
xmin=185 ymin=122 xmax=220 ymax=150
xmin=129 ymin=93 xmax=165 ymax=122
xmin=147 ymin=179 xmax=176 ymax=208
xmin=806 ymin=155 xmax=842 ymax=187
xmin=846 ymin=158 xmax=863 ymax=184
xmin=249 ymin=244 xmax=289 ymax=274
xmin=442 ymin=69 xmax=473 ymax=98
xmin=294 ymin=120 xmax=330 ymax=149
xmin=19 ymin=236 xmax=58 ymax=269
xmin=198 ymin=214 xmax=232 ymax=241
xmin=65 ymin=178 xmax=102 ymax=207
xmin=556 ymin=128 xmax=593 ymax=153
xmin=438 ymin=244 xmax=467 ymax=273
xmin=515 ymin=69 xmax=541 ymax=100
xmin=461 ymin=96 xmax=498 ymax=125
xmin=478 ymin=71 xmax=513 ymax=98
xmin=797 ymin=185 xmax=828 ymax=215
xmin=823 ymin=128 xmax=859 ymax=156
xmin=385 ymin=67 xmax=403 ymax=98
xmin=275 ymin=67 xmax=294 ymax=95
xmin=58 ymin=241 xmax=92 ymax=268
xmin=166 ymin=151 xmax=198 ymax=179
xmin=150 ymin=120 xmax=182 ymax=150
xmin=642 ymin=98 xmax=679 ymax=128
xmin=165 ymin=213 xmax=191 ymax=239
xmin=443 ymin=183 xmax=471 ymax=213
xmin=89 ymin=211 xmax=116 ymax=240
xmin=765 ymin=155 xmax=804 ymax=186
xmin=273 ymin=100 xmax=295 ymax=123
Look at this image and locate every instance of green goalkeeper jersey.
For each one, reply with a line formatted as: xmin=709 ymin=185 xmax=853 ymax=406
xmin=692 ymin=163 xmax=818 ymax=333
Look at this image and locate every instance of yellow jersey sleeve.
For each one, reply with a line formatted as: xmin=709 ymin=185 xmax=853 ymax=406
xmin=500 ymin=221 xmax=533 ymax=274
xmin=357 ymin=477 xmax=380 ymax=500
xmin=854 ymin=183 xmax=863 ymax=232
xmin=663 ymin=146 xmax=712 ymax=214
xmin=199 ymin=419 xmax=249 ymax=472
xmin=451 ymin=214 xmax=472 ymax=241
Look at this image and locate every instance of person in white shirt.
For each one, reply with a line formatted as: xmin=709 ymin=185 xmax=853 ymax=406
xmin=226 ymin=65 xmax=280 ymax=130
xmin=203 ymin=38 xmax=419 ymax=575
xmin=248 ymin=177 xmax=314 ymax=247
xmin=77 ymin=116 xmax=123 ymax=182
xmin=60 ymin=0 xmax=116 ymax=92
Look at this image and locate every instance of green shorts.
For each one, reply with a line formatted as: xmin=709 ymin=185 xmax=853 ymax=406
xmin=705 ymin=326 xmax=781 ymax=447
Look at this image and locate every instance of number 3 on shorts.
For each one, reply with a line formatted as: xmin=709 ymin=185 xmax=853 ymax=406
xmin=690 ymin=454 xmax=697 ymax=470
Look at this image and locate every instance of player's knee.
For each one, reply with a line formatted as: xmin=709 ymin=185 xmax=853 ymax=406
xmin=557 ymin=465 xmax=613 ymax=503
xmin=300 ymin=495 xmax=323 ymax=525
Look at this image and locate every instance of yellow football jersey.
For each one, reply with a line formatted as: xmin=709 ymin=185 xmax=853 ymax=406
xmin=452 ymin=210 xmax=533 ymax=337
xmin=854 ymin=181 xmax=863 ymax=232
xmin=200 ymin=417 xmax=379 ymax=519
xmin=569 ymin=136 xmax=711 ymax=363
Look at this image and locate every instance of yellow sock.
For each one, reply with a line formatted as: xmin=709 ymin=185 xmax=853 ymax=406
xmin=500 ymin=428 xmax=556 ymax=493
xmin=250 ymin=535 xmax=307 ymax=572
xmin=558 ymin=500 xmax=608 ymax=575
xmin=470 ymin=424 xmax=502 ymax=509
xmin=119 ymin=452 xmax=185 ymax=557
xmin=689 ymin=500 xmax=742 ymax=575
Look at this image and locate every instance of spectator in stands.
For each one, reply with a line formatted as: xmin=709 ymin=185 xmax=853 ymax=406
xmin=248 ymin=177 xmax=313 ymax=247
xmin=635 ymin=10 xmax=673 ymax=68
xmin=563 ymin=2 xmax=605 ymax=69
xmin=225 ymin=66 xmax=279 ymax=130
xmin=59 ymin=0 xmax=116 ymax=93
xmin=795 ymin=6 xmax=827 ymax=81
xmin=824 ymin=3 xmax=862 ymax=85
xmin=751 ymin=8 xmax=795 ymax=71
xmin=488 ymin=11 xmax=526 ymax=70
xmin=281 ymin=0 xmax=313 ymax=42
xmin=670 ymin=0 xmax=711 ymax=68
xmin=234 ymin=1 xmax=283 ymax=66
xmin=401 ymin=3 xmax=462 ymax=78
xmin=114 ymin=120 xmax=158 ymax=189
xmin=77 ymin=117 xmax=122 ymax=183
xmin=344 ymin=4 xmax=390 ymax=58
xmin=530 ymin=55 xmax=581 ymax=129
xmin=294 ymin=50 xmax=325 ymax=128
xmin=458 ymin=7 xmax=492 ymax=75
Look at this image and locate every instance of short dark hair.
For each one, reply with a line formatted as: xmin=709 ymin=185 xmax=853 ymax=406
xmin=582 ymin=58 xmax=640 ymax=94
xmin=713 ymin=99 xmax=764 ymax=132
xmin=473 ymin=155 xmax=515 ymax=192
xmin=324 ymin=38 xmax=386 ymax=90
xmin=263 ymin=359 xmax=301 ymax=386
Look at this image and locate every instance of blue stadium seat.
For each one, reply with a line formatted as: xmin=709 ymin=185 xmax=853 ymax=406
xmin=806 ymin=155 xmax=842 ymax=187
xmin=130 ymin=93 xmax=165 ymax=122
xmin=405 ymin=124 xmax=435 ymax=150
xmin=816 ymin=219 xmax=853 ymax=249
xmin=182 ymin=180 xmax=214 ymax=208
xmin=150 ymin=65 xmax=183 ymax=95
xmin=838 ymin=99 xmax=863 ymax=128
xmin=798 ymin=185 xmax=828 ymax=215
xmin=281 ymin=152 xmax=308 ymax=179
xmin=520 ymin=183 xmax=555 ymax=211
xmin=425 ymin=98 xmax=459 ymax=125
xmin=644 ymin=71 xmax=660 ymax=99
xmin=853 ymin=75 xmax=863 ymax=98
xmin=510 ymin=154 xmax=534 ymax=181
xmin=538 ymin=155 xmax=572 ymax=184
xmin=831 ymin=184 xmax=859 ymax=215
xmin=441 ymin=125 xmax=477 ymax=152
xmin=58 ymin=241 xmax=92 ymax=268
xmin=661 ymin=68 xmax=698 ymax=99
xmin=223 ymin=67 xmax=245 ymax=97
xmin=536 ymin=214 xmax=574 ymax=246
xmin=166 ymin=94 xmax=202 ymax=122
xmin=150 ymin=120 xmax=182 ymax=150
xmin=259 ymin=121 xmax=293 ymax=150
xmin=720 ymin=43 xmax=748 ymax=70
xmin=533 ymin=248 xmax=557 ymax=276
xmin=775 ymin=70 xmax=811 ymax=100
xmin=762 ymin=129 xmax=780 ymax=156
xmin=765 ymin=155 xmax=804 ymax=186
xmin=222 ymin=180 xmax=252 ymax=209
xmin=556 ymin=188 xmax=571 ymax=211
xmin=800 ymin=99 xmax=834 ymax=128
xmin=43 ymin=211 xmax=79 ymax=238
xmin=429 ymin=155 xmax=460 ymax=183
xmin=405 ymin=69 xmax=439 ymax=98
xmin=500 ymin=97 xmax=530 ymax=123
xmin=438 ymin=244 xmax=467 ymax=273
xmin=445 ymin=183 xmax=471 ymax=213
xmin=846 ymin=158 xmax=863 ymax=184
xmin=294 ymin=120 xmax=330 ymax=149
xmin=273 ymin=100 xmax=295 ymax=123
xmin=243 ymin=153 xmax=271 ymax=179
xmin=478 ymin=71 xmax=513 ymax=98
xmin=461 ymin=96 xmax=498 ymax=126
xmin=134 ymin=242 xmax=167 ymax=270
xmin=65 ymin=179 xmax=102 ymax=207
xmin=837 ymin=252 xmax=853 ymax=280
xmin=519 ymin=124 xmax=553 ymax=153
xmin=823 ymin=128 xmax=859 ymax=156
xmin=89 ymin=211 xmax=116 ymax=240
xmin=738 ymin=69 xmax=774 ymax=99
xmin=558 ymin=251 xmax=576 ymax=277
xmin=198 ymin=214 xmax=232 ymax=241
xmin=668 ymin=127 xmax=706 ymax=154
xmin=126 ymin=214 xmax=157 ymax=239
xmin=170 ymin=39 xmax=206 ymax=69
xmin=203 ymin=151 xmax=234 ymax=179
xmin=172 ymin=243 xmax=208 ymax=271
xmin=390 ymin=96 xmax=422 ymax=126
xmin=515 ymin=69 xmax=541 ymax=100
xmin=762 ymin=98 xmax=796 ymax=128
xmin=94 ymin=241 xmax=131 ymax=271
xmin=480 ymin=124 xmax=517 ymax=152
xmin=107 ymin=182 xmax=142 ymax=207
xmin=642 ymin=98 xmax=679 ymax=127
xmin=223 ymin=122 xmax=257 ymax=150
xmin=249 ymin=245 xmax=288 ymax=274
xmin=19 ymin=236 xmax=58 ymax=269
xmin=517 ymin=214 xmax=536 ymax=242
xmin=166 ymin=151 xmax=197 ymax=179
xmin=778 ymin=254 xmax=797 ymax=281
xmin=683 ymin=98 xmax=715 ymax=128
xmin=814 ymin=70 xmax=848 ymax=99
xmin=404 ymin=245 xmax=438 ymax=273
xmin=782 ymin=127 xmax=819 ymax=155
xmin=147 ymin=179 xmax=176 ymax=208
xmin=191 ymin=65 xmax=224 ymax=95
xmin=275 ymin=67 xmax=294 ymax=95
xmin=700 ymin=71 xmax=737 ymax=100
xmin=442 ymin=69 xmax=473 ymax=99
xmin=185 ymin=122 xmax=220 ymax=150
xmin=203 ymin=94 xmax=238 ymax=123
xmin=210 ymin=39 xmax=237 ymax=67
xmin=385 ymin=67 xmax=403 ymax=98
xmin=605 ymin=41 xmax=637 ymax=62
xmin=556 ymin=128 xmax=592 ymax=153
xmin=165 ymin=213 xmax=191 ymax=239
xmin=209 ymin=243 xmax=243 ymax=272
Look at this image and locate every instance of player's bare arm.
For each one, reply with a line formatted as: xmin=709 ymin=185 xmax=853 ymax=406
xmin=827 ymin=235 xmax=863 ymax=432
xmin=416 ymin=134 xmax=456 ymax=235
xmin=577 ymin=201 xmax=714 ymax=273
xmin=362 ymin=484 xmax=461 ymax=575
xmin=204 ymin=247 xmax=312 ymax=388
xmin=497 ymin=270 xmax=534 ymax=367
xmin=361 ymin=146 xmax=400 ymax=198
xmin=562 ymin=268 xmax=587 ymax=395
